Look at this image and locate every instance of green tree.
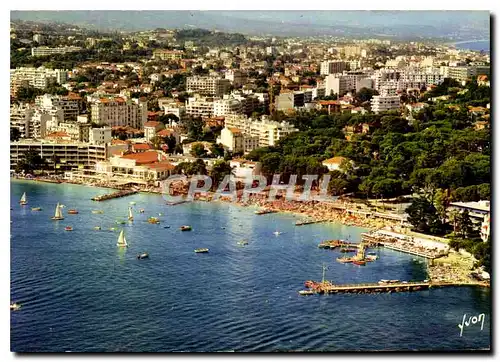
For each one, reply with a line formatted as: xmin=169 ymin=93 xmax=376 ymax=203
xmin=210 ymin=143 xmax=225 ymax=158
xmin=356 ymin=87 xmax=379 ymax=103
xmin=210 ymin=160 xmax=234 ymax=191
xmin=405 ymin=197 xmax=443 ymax=234
xmin=15 ymin=150 xmax=45 ymax=174
xmin=456 ymin=210 xmax=474 ymax=239
xmin=190 ymin=143 xmax=207 ymax=158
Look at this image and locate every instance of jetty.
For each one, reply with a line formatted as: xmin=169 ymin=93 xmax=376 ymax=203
xmin=318 ymin=239 xmax=379 ymax=249
xmin=296 ymin=219 xmax=328 ymax=226
xmin=254 ymin=209 xmax=277 ymax=215
xmin=91 ymin=190 xmax=138 ymax=201
xmin=300 ymin=280 xmax=489 ymax=295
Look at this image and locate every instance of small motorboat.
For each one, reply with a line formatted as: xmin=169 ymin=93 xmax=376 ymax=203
xmin=366 ymin=255 xmax=378 ymax=261
xmin=148 ymin=217 xmax=160 ymax=224
xmin=180 ymin=225 xmax=192 ymax=231
xmin=273 ymin=231 xmax=282 ymax=236
xmin=194 ymin=248 xmax=209 ymax=253
xmin=137 ymin=252 xmax=149 ymax=259
xmin=164 ymin=226 xmax=171 ymax=229
xmin=299 ymin=290 xmax=315 ymax=296
xmin=94 ymin=226 xmax=101 ymax=231
xmin=10 ymin=303 xmax=21 ymax=311
xmin=92 ymin=210 xmax=104 ymax=214
xmin=237 ymin=240 xmax=249 ymax=246
xmin=129 ymin=202 xmax=136 ymax=205
xmin=31 ymin=207 xmax=42 ymax=211
xmin=67 ymin=209 xmax=79 ymax=214
xmin=352 ymin=260 xmax=366 ymax=266
xmin=65 ymin=226 xmax=73 ymax=231
xmin=109 ymin=227 xmax=117 ymax=231
xmin=139 ymin=209 xmax=145 ymax=213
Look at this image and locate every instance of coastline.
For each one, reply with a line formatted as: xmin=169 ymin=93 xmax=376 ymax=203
xmin=12 ymin=176 xmax=489 ymax=288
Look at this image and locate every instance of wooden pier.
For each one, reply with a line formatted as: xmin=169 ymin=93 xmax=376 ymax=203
xmin=91 ymin=190 xmax=138 ymax=201
xmin=300 ymin=280 xmax=488 ymax=295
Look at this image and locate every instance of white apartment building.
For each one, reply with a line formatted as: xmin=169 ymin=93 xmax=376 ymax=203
xmin=90 ymin=97 xmax=148 ymax=129
xmin=213 ymin=97 xmax=243 ymax=117
xmin=224 ymin=115 xmax=298 ymax=148
xmin=275 ymin=91 xmax=305 ymax=111
xmin=10 ymin=104 xmax=35 ymax=139
xmin=10 ymin=140 xmax=107 ymax=172
xmin=35 ymin=94 xmax=80 ymax=121
xmin=325 ymin=72 xmax=372 ymax=97
xmin=186 ymin=76 xmax=231 ymax=97
xmin=320 ymin=60 xmax=347 ymax=75
xmin=31 ymin=46 xmax=82 ymax=57
xmin=11 ymin=67 xmax=68 ymax=91
xmin=89 ymin=127 xmax=112 ymax=145
xmin=371 ymin=95 xmax=401 ymax=114
xmin=46 ymin=120 xmax=91 ymax=143
xmin=185 ymin=97 xmax=215 ymax=118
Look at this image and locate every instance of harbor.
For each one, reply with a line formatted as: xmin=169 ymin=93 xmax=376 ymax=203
xmin=91 ymin=189 xmax=138 ymax=201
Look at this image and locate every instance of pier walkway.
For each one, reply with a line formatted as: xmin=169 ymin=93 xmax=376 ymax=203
xmin=91 ymin=189 xmax=138 ymax=201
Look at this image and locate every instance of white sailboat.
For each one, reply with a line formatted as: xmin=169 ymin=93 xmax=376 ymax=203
xmin=117 ymin=230 xmax=128 ymax=248
xmin=51 ymin=203 xmax=64 ymax=220
xmin=19 ymin=192 xmax=27 ymax=205
xmin=128 ymin=206 xmax=134 ymax=221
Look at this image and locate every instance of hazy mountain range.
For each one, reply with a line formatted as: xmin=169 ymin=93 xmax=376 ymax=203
xmin=11 ymin=10 xmax=490 ymax=40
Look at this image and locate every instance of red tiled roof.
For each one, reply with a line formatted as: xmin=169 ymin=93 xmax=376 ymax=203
xmin=132 ymin=143 xmax=153 ymax=150
xmin=46 ymin=131 xmax=70 ymax=138
xmin=120 ymin=151 xmax=159 ymax=165
xmin=111 ymin=139 xmax=130 ymax=145
xmin=318 ymin=101 xmax=341 ymax=105
xmin=157 ymin=129 xmax=174 ymax=137
xmin=143 ymin=161 xmax=175 ymax=171
xmin=144 ymin=121 xmax=161 ymax=128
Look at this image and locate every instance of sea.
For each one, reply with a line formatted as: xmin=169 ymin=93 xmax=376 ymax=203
xmin=454 ymin=40 xmax=490 ymax=53
xmin=10 ymin=180 xmax=491 ymax=352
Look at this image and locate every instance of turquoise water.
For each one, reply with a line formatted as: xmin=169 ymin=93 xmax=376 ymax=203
xmin=10 ymin=180 xmax=491 ymax=351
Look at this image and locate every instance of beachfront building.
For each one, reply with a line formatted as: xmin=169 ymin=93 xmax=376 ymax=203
xmin=229 ymin=159 xmax=262 ymax=180
xmin=90 ymin=96 xmax=148 ymax=129
xmin=217 ymin=126 xmax=260 ymax=154
xmin=448 ymin=200 xmax=491 ymax=242
xmin=10 ymin=139 xmax=107 ymax=172
xmin=45 ymin=120 xmax=91 ymax=143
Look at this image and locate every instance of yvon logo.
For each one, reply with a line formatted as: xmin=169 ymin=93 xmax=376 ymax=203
xmin=458 ymin=313 xmax=486 ymax=337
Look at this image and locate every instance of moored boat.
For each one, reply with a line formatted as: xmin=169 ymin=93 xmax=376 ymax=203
xmin=137 ymin=252 xmax=149 ymax=259
xmin=94 ymin=226 xmax=101 ymax=231
xmin=68 ymin=209 xmax=79 ymax=214
xmin=237 ymin=240 xmax=249 ymax=246
xmin=51 ymin=203 xmax=64 ymax=220
xmin=31 ymin=207 xmax=42 ymax=211
xmin=148 ymin=217 xmax=160 ymax=224
xmin=65 ymin=226 xmax=73 ymax=231
xmin=352 ymin=260 xmax=366 ymax=266
xmin=299 ymin=290 xmax=315 ymax=296
xmin=92 ymin=210 xmax=104 ymax=214
xmin=194 ymin=248 xmax=209 ymax=253
xmin=180 ymin=225 xmax=192 ymax=231
xmin=139 ymin=209 xmax=145 ymax=213
xmin=337 ymin=257 xmax=353 ymax=263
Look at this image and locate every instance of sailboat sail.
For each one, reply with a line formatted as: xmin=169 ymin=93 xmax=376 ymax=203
xmin=117 ymin=230 xmax=128 ymax=247
xmin=53 ymin=203 xmax=64 ymax=219
xmin=128 ymin=206 xmax=133 ymax=220
xmin=20 ymin=192 xmax=27 ymax=204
